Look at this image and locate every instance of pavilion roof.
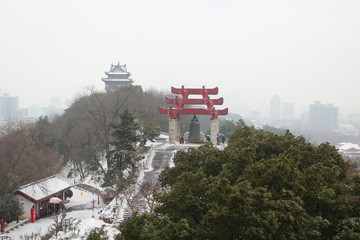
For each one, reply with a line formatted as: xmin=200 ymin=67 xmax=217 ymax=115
xmin=15 ymin=175 xmax=71 ymax=202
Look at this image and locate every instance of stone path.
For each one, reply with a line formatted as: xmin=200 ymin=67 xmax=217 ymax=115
xmin=121 ymin=141 xmax=196 ymax=221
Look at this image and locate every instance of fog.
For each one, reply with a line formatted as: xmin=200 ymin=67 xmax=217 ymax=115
xmin=1 ymin=0 xmax=359 ymax=116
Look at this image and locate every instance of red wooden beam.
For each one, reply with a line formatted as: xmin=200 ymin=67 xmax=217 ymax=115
xmin=159 ymin=107 xmax=228 ymax=120
xmin=165 ymin=96 xmax=223 ymax=106
xmin=159 ymin=107 xmax=178 ymax=119
xmin=171 ymin=86 xmax=219 ymax=99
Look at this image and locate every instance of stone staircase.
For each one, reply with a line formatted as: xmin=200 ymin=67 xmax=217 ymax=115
xmin=122 ymin=198 xmax=148 ymax=222
xmin=120 ymin=142 xmax=194 ymax=223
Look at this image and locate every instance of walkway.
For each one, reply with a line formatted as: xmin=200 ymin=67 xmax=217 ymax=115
xmin=121 ymin=141 xmax=197 ymax=221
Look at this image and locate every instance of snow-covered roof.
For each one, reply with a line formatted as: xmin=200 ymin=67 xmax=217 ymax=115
xmin=101 ymin=78 xmax=133 ymax=82
xmin=337 ymin=142 xmax=360 ymax=151
xmin=15 ymin=176 xmax=71 ymax=202
xmin=107 ymin=62 xmax=128 ymax=73
xmin=105 ymin=71 xmax=129 ymax=75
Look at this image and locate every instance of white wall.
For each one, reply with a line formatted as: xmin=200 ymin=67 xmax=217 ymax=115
xmin=15 ymin=195 xmax=34 ymax=218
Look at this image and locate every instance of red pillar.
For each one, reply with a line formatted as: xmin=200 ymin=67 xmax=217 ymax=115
xmin=0 ymin=218 xmax=5 ymax=233
xmin=30 ymin=207 xmax=36 ymax=223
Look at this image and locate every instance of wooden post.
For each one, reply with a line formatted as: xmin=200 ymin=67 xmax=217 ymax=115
xmin=0 ymin=218 xmax=5 ymax=233
xmin=30 ymin=207 xmax=36 ymax=223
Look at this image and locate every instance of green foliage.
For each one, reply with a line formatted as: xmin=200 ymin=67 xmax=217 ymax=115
xmin=87 ymin=229 xmax=106 ymax=240
xmin=333 ymin=218 xmax=360 ymax=240
xmin=117 ymin=213 xmax=193 ymax=240
xmin=140 ymin=123 xmax=160 ymax=147
xmin=109 ymin=109 xmax=139 ymax=152
xmin=219 ymin=119 xmax=236 ymax=136
xmin=119 ymin=126 xmax=359 ymax=239
xmin=262 ymin=125 xmax=286 ymax=135
xmin=159 ymin=143 xmax=224 ymax=187
xmin=350 ymin=174 xmax=360 ymax=195
xmin=0 ymin=194 xmax=23 ymax=222
xmin=35 ymin=115 xmax=58 ymax=148
xmin=219 ymin=118 xmax=246 ymax=137
xmin=105 ymin=110 xmax=142 ymax=186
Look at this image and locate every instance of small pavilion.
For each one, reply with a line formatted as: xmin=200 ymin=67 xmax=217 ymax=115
xmin=14 ymin=176 xmax=71 ymax=218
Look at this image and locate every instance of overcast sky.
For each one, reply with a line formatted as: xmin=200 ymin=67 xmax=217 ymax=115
xmin=0 ymin=0 xmax=359 ymax=116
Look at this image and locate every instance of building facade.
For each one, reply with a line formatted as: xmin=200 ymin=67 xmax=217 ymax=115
xmin=270 ymin=95 xmax=281 ymax=120
xmin=0 ymin=93 xmax=19 ymax=121
xmin=102 ymin=62 xmax=133 ymax=92
xmin=309 ymin=101 xmax=339 ymax=131
xmin=282 ymin=102 xmax=294 ymax=120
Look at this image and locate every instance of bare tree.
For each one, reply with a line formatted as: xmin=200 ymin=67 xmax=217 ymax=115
xmin=52 ymin=85 xmax=169 ymax=182
xmin=139 ymin=179 xmax=161 ymax=212
xmin=122 ymin=186 xmax=138 ymax=213
xmin=0 ymin=121 xmax=60 ymax=193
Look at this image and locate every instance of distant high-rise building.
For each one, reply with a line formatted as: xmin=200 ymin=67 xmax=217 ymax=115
xmin=270 ymin=95 xmax=281 ymax=120
xmin=101 ymin=62 xmax=133 ymax=92
xmin=309 ymin=101 xmax=338 ymax=131
xmin=17 ymin=108 xmax=28 ymax=119
xmin=0 ymin=93 xmax=19 ymax=121
xmin=282 ymin=102 xmax=294 ymax=120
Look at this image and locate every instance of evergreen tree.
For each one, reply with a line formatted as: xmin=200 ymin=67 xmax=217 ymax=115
xmin=0 ymin=194 xmax=23 ymax=222
xmin=105 ymin=110 xmax=141 ymax=187
xmin=219 ymin=118 xmax=246 ymax=137
xmin=117 ymin=127 xmax=360 ymax=239
xmin=140 ymin=123 xmax=160 ymax=147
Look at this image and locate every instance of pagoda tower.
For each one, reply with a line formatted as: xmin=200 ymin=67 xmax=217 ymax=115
xmin=102 ymin=62 xmax=133 ymax=92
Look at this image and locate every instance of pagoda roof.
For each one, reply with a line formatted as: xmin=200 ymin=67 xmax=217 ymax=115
xmin=101 ymin=78 xmax=134 ymax=83
xmin=103 ymin=62 xmax=131 ymax=78
xmin=105 ymin=71 xmax=130 ymax=75
xmin=105 ymin=72 xmax=131 ymax=79
xmin=102 ymin=62 xmax=134 ymax=89
xmin=107 ymin=62 xmax=129 ymax=73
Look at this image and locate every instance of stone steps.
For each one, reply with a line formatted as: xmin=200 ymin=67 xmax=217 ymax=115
xmin=122 ymin=198 xmax=148 ymax=222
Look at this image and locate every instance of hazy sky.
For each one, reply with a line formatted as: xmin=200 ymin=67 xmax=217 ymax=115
xmin=1 ymin=0 xmax=359 ymax=116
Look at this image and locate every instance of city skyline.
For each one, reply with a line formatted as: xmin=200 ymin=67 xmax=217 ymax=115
xmin=0 ymin=91 xmax=64 ymax=122
xmin=1 ymin=87 xmax=350 ymax=120
xmin=0 ymin=89 xmax=345 ymax=122
xmin=1 ymin=1 xmax=359 ymax=115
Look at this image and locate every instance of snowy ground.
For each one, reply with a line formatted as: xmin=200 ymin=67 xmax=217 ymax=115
xmin=3 ymin=133 xmax=206 ymax=239
xmin=3 ymin=139 xmax=169 ymax=239
xmin=6 ymin=187 xmax=105 ymax=239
